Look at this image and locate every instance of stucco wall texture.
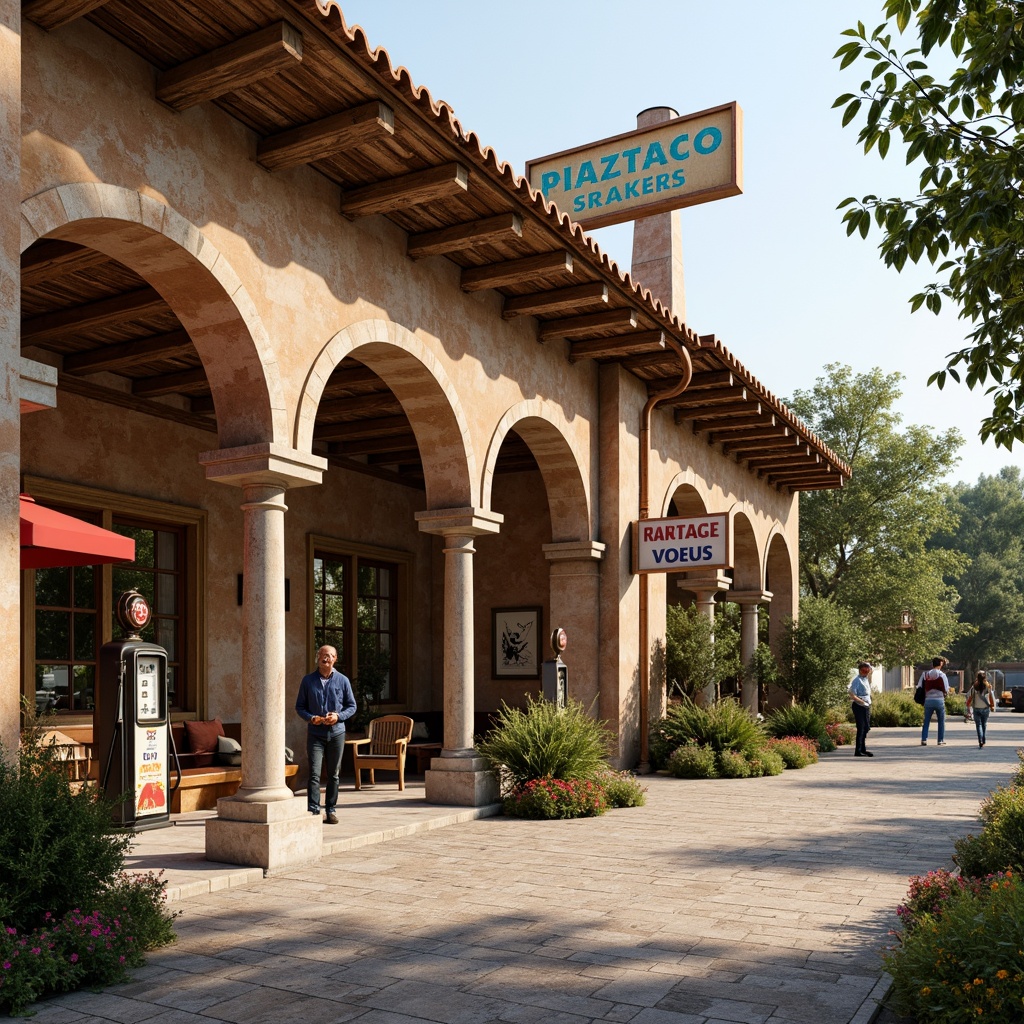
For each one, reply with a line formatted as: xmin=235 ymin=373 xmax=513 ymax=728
xmin=15 ymin=16 xmax=799 ymax=766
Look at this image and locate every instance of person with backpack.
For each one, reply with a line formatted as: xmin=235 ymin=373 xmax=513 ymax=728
xmin=967 ymin=670 xmax=996 ymax=748
xmin=917 ymin=657 xmax=950 ymax=746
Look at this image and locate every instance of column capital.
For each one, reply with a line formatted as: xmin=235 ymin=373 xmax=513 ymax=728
xmin=415 ymin=507 xmax=503 ymax=537
xmin=676 ymin=570 xmax=731 ymax=594
xmin=542 ymin=540 xmax=606 ymax=563
xmin=730 ymin=589 xmax=773 ymax=605
xmin=199 ymin=443 xmax=327 ymax=490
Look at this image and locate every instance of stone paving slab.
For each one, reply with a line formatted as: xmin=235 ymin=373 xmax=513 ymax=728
xmin=25 ymin=712 xmax=1024 ymax=1023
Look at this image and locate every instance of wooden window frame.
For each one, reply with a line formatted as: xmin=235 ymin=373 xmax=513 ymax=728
xmin=308 ymin=534 xmax=411 ymax=705
xmin=21 ymin=476 xmax=207 ymax=722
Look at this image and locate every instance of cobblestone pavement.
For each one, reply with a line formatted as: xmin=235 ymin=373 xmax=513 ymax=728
xmin=28 ymin=714 xmax=1024 ymax=1024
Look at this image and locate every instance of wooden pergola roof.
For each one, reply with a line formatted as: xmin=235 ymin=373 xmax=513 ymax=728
xmin=21 ymin=0 xmax=850 ymax=492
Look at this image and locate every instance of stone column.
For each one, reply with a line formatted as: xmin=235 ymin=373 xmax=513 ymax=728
xmin=543 ymin=540 xmax=605 ymax=712
xmin=677 ymin=571 xmax=731 ymax=702
xmin=0 ymin=0 xmax=20 ymax=757
xmin=730 ymin=590 xmax=772 ymax=714
xmin=199 ymin=443 xmax=326 ymax=872
xmin=416 ymin=507 xmax=502 ymax=806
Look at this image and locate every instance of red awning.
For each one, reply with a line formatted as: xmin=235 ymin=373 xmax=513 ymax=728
xmin=20 ymin=494 xmax=135 ymax=569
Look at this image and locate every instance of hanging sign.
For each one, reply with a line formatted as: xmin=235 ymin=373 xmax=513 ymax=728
xmin=632 ymin=513 xmax=730 ymax=574
xmin=526 ymin=102 xmax=742 ymax=230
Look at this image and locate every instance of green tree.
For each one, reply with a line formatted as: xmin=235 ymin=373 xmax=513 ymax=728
xmin=664 ymin=602 xmax=741 ymax=700
xmin=931 ymin=466 xmax=1024 ymax=676
xmin=776 ymin=596 xmax=866 ymax=711
xmin=834 ymin=0 xmax=1024 ymax=449
xmin=788 ymin=364 xmax=967 ymax=664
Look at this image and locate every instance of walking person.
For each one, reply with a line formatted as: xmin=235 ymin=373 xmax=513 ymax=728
xmin=968 ymin=670 xmax=996 ymax=748
xmin=295 ymin=645 xmax=357 ymax=824
xmin=918 ymin=656 xmax=950 ymax=746
xmin=849 ymin=661 xmax=874 ymax=757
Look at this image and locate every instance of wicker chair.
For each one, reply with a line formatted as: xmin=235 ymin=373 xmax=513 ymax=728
xmin=350 ymin=715 xmax=414 ymax=791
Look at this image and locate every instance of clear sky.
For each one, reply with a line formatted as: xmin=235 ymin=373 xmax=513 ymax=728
xmin=333 ymin=0 xmax=1021 ymax=487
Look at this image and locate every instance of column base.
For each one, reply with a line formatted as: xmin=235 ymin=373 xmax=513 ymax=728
xmin=205 ymin=795 xmax=322 ymax=873
xmin=424 ymin=756 xmax=499 ymax=806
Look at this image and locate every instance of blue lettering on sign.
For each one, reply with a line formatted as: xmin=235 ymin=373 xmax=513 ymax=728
xmin=694 ymin=126 xmax=722 ymax=154
xmin=540 ymin=170 xmax=560 ymax=196
xmin=143 ymin=751 xmax=158 ymax=761
xmin=641 ymin=176 xmax=654 ymax=195
xmin=642 ymin=141 xmax=668 ymax=170
xmin=651 ymin=545 xmax=714 ymax=565
xmin=622 ymin=146 xmax=642 ymax=172
xmin=606 ymin=185 xmax=623 ymax=204
xmin=575 ymin=160 xmax=598 ymax=187
xmin=625 ymin=179 xmax=640 ymax=199
xmin=600 ymin=153 xmax=621 ymax=180
xmin=669 ymin=133 xmax=690 ymax=160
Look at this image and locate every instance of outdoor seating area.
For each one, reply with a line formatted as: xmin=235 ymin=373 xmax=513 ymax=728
xmin=349 ymin=714 xmax=414 ymax=791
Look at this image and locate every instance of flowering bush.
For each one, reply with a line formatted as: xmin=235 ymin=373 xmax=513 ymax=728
xmin=953 ymin=784 xmax=1024 ymax=878
xmin=766 ymin=736 xmax=819 ymax=769
xmin=716 ymin=748 xmax=753 ymax=778
xmin=884 ymin=870 xmax=1024 ymax=1022
xmin=598 ymin=770 xmax=647 ymax=808
xmin=0 ymin=872 xmax=176 ymax=1015
xmin=745 ymin=748 xmax=785 ymax=777
xmin=666 ymin=741 xmax=718 ymax=779
xmin=503 ymin=776 xmax=608 ymax=819
xmin=824 ymin=720 xmax=856 ymax=747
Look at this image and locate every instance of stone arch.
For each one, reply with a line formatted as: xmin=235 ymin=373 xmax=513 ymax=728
xmin=482 ymin=401 xmax=592 ymax=543
xmin=297 ymin=319 xmax=475 ymax=509
xmin=728 ymin=504 xmax=762 ymax=591
xmin=20 ymin=183 xmax=287 ymax=448
xmin=765 ymin=527 xmax=797 ymax=628
xmin=662 ymin=474 xmax=710 ymax=518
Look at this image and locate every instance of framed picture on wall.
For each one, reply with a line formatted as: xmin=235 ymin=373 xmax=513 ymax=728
xmin=492 ymin=607 xmax=542 ymax=679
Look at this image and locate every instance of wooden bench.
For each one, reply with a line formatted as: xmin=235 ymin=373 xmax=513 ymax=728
xmin=44 ymin=722 xmax=298 ymax=813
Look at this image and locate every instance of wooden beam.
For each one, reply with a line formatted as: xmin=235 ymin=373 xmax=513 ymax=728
xmin=745 ymin=450 xmax=816 ymax=469
xmin=694 ymin=412 xmax=772 ymax=434
xmin=62 ymin=330 xmax=194 ymax=375
xmin=708 ymin=423 xmax=780 ymax=445
xmin=340 ymin=163 xmax=469 ymax=218
xmin=21 ymin=287 xmax=166 ymax=343
xmin=22 ymin=0 xmax=108 ymax=31
xmin=461 ymin=251 xmax=573 ymax=292
xmin=317 ymin=392 xmax=400 ymax=418
xmin=335 ymin=433 xmax=419 ymax=456
xmin=313 ymin=415 xmax=410 ymax=441
xmin=366 ymin=449 xmax=422 ymax=466
xmin=622 ymin=349 xmax=682 ymax=371
xmin=21 ymin=241 xmax=110 ymax=283
xmin=408 ymin=212 xmax=523 ymax=260
xmin=258 ymin=101 xmax=394 ymax=171
xmin=686 ymin=370 xmax=734 ymax=391
xmin=502 ymin=282 xmax=608 ymax=320
xmin=767 ymin=470 xmax=834 ymax=485
xmin=783 ymin=478 xmax=845 ymax=491
xmin=675 ymin=399 xmax=760 ymax=421
xmin=569 ymin=331 xmax=666 ymax=363
xmin=538 ymin=308 xmax=638 ymax=342
xmin=132 ymin=367 xmax=208 ymax=397
xmin=722 ymin=435 xmax=796 ymax=455
xmin=157 ymin=22 xmax=303 ymax=111
xmin=673 ymin=387 xmax=748 ymax=412
xmin=58 ymin=373 xmax=216 ymax=432
xmin=322 ymin=364 xmax=384 ymax=395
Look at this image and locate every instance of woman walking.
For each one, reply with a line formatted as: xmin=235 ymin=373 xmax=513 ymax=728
xmin=968 ymin=670 xmax=996 ymax=747
xmin=918 ymin=657 xmax=951 ymax=746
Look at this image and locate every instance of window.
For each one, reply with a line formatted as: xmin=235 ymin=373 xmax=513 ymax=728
xmin=22 ymin=477 xmax=206 ymax=718
xmin=310 ymin=537 xmax=410 ymax=703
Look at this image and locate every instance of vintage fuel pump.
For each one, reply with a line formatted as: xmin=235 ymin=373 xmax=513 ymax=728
xmin=96 ymin=590 xmax=172 ymax=830
xmin=542 ymin=626 xmax=568 ymax=708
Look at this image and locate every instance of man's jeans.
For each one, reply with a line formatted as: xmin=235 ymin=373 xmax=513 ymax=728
xmin=852 ymin=702 xmax=871 ymax=753
xmin=307 ymin=732 xmax=343 ymax=814
xmin=922 ymin=700 xmax=946 ymax=743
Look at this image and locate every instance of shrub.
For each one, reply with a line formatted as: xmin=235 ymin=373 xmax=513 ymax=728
xmin=894 ymin=869 xmax=986 ymax=933
xmin=599 ymin=770 xmax=647 ymax=808
xmin=944 ymin=691 xmax=966 ymax=717
xmin=1014 ymin=749 xmax=1024 ymax=788
xmin=765 ymin=705 xmax=828 ymax=744
xmin=651 ymin=697 xmax=765 ymax=769
xmin=825 ymin=720 xmax=856 ymax=747
xmin=767 ymin=736 xmax=819 ymax=769
xmin=868 ymin=690 xmax=924 ymax=727
xmin=746 ymin=748 xmax=785 ymax=777
xmin=477 ymin=696 xmax=613 ymax=794
xmin=953 ymin=785 xmax=1024 ymax=878
xmin=884 ymin=870 xmax=1024 ymax=1023
xmin=716 ymin=748 xmax=752 ymax=779
xmin=503 ymin=776 xmax=607 ymax=819
xmin=667 ymin=742 xmax=718 ymax=779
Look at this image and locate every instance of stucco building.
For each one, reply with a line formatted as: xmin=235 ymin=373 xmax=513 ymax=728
xmin=2 ymin=0 xmax=848 ymax=868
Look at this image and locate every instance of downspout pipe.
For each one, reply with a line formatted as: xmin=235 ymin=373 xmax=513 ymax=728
xmin=638 ymin=337 xmax=693 ymax=769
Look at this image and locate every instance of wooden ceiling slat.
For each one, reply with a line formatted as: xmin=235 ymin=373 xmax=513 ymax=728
xmin=502 ymin=282 xmax=608 ymax=321
xmin=461 ymin=251 xmax=574 ymax=292
xmin=340 ymin=162 xmax=469 ymax=218
xmin=408 ymin=213 xmax=523 ymax=260
xmin=21 ymin=287 xmax=166 ymax=343
xmin=708 ymin=423 xmax=781 ymax=445
xmin=59 ymin=373 xmax=216 ymax=433
xmin=569 ymin=330 xmax=666 ymax=363
xmin=745 ymin=451 xmax=816 ymax=469
xmin=22 ymin=0 xmax=110 ymax=31
xmin=156 ymin=21 xmax=303 ymax=111
xmin=62 ymin=329 xmax=193 ymax=375
xmin=257 ymin=100 xmax=395 ymax=171
xmin=673 ymin=387 xmax=749 ymax=412
xmin=684 ymin=370 xmax=734 ymax=391
xmin=314 ymin=415 xmax=410 ymax=441
xmin=317 ymin=392 xmax=401 ymax=419
xmin=538 ymin=308 xmax=637 ymax=342
xmin=722 ymin=435 xmax=797 ymax=455
xmin=334 ymin=433 xmax=418 ymax=456
xmin=132 ymin=366 xmax=208 ymax=397
xmin=694 ymin=413 xmax=773 ymax=434
xmin=675 ymin=399 xmax=759 ymax=421
xmin=21 ymin=242 xmax=112 ymax=284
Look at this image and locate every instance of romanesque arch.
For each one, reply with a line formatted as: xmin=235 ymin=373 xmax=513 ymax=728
xmin=730 ymin=506 xmax=762 ymax=591
xmin=661 ymin=470 xmax=711 ymax=517
xmin=482 ymin=401 xmax=591 ymax=543
xmin=20 ymin=183 xmax=286 ymax=448
xmin=296 ymin=319 xmax=475 ymax=510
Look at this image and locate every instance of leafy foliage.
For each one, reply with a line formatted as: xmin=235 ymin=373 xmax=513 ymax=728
xmin=764 ymin=704 xmax=829 ymax=744
xmin=666 ymin=742 xmax=717 ymax=779
xmin=835 ymin=0 xmax=1024 ymax=449
xmin=476 ymin=696 xmax=613 ymax=795
xmin=502 ymin=776 xmax=607 ymax=819
xmin=664 ymin=602 xmax=741 ymax=699
xmin=953 ymin=784 xmax=1024 ymax=877
xmin=868 ymin=688 xmax=925 ymax=726
xmin=775 ymin=596 xmax=865 ymax=711
xmin=766 ymin=736 xmax=820 ymax=769
xmin=788 ymin=365 xmax=966 ymax=666
xmin=652 ymin=697 xmax=766 ymax=762
xmin=598 ymin=770 xmax=647 ymax=808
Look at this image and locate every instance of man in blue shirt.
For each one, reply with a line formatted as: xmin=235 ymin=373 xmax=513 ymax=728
xmin=848 ymin=661 xmax=874 ymax=758
xmin=295 ymin=645 xmax=356 ymax=823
